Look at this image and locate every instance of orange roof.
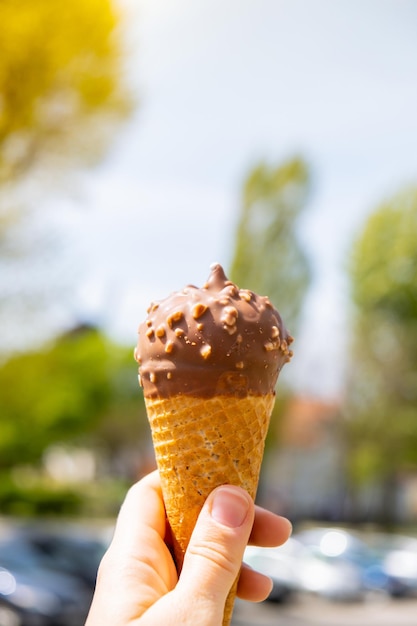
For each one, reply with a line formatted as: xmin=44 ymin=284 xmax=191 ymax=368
xmin=279 ymin=396 xmax=340 ymax=447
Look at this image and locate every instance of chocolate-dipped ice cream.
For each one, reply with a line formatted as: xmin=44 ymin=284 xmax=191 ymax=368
xmin=135 ymin=263 xmax=293 ymax=626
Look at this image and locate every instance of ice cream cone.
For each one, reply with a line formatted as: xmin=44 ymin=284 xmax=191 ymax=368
xmin=135 ymin=264 xmax=293 ymax=626
xmin=145 ymin=393 xmax=275 ymax=626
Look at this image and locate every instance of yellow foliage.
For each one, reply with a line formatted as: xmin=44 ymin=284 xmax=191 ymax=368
xmin=0 ymin=0 xmax=131 ymax=179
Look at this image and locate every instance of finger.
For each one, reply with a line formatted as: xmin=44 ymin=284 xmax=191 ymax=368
xmin=175 ymin=485 xmax=255 ymax=624
xmin=87 ymin=472 xmax=177 ymax=625
xmin=237 ymin=563 xmax=273 ymax=602
xmin=249 ymin=506 xmax=292 ymax=547
xmin=105 ymin=471 xmax=177 ymax=589
xmin=113 ymin=470 xmax=166 ymax=546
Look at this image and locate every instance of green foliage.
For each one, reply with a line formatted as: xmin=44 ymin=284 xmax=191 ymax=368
xmin=349 ymin=187 xmax=417 ymax=406
xmin=351 ymin=189 xmax=417 ymax=323
xmin=346 ymin=187 xmax=417 ymax=508
xmin=0 ymin=0 xmax=132 ymax=182
xmin=0 ymin=326 xmax=148 ymax=469
xmin=0 ymin=325 xmax=150 ymax=516
xmin=229 ymin=157 xmax=311 ymax=336
xmin=0 ymin=327 xmax=108 ymax=467
xmin=0 ymin=471 xmax=129 ymax=517
xmin=263 ymin=390 xmax=293 ymax=453
xmin=229 ymin=157 xmax=311 ymax=474
xmin=92 ymin=340 xmax=151 ymax=458
xmin=0 ymin=474 xmax=83 ymax=517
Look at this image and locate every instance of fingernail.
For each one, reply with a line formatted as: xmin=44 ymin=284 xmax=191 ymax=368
xmin=210 ymin=486 xmax=250 ymax=528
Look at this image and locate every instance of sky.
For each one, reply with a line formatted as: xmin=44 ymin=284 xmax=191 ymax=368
xmin=8 ymin=0 xmax=417 ymax=398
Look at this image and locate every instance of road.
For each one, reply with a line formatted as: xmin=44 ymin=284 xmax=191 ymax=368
xmin=232 ymin=595 xmax=417 ymax=626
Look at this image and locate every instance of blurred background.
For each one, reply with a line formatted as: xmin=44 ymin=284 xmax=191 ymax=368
xmin=1 ymin=1 xmax=417 ymax=624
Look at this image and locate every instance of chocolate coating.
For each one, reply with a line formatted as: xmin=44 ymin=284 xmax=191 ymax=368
xmin=135 ymin=264 xmax=293 ymax=399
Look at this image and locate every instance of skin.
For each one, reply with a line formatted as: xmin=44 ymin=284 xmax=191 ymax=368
xmin=86 ymin=471 xmax=292 ymax=626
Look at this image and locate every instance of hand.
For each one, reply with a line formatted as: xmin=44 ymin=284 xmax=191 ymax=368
xmin=86 ymin=470 xmax=292 ymax=626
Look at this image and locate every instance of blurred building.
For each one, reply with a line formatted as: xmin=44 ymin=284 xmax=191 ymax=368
xmin=263 ymin=396 xmax=417 ymax=525
xmin=263 ymin=396 xmax=346 ymax=522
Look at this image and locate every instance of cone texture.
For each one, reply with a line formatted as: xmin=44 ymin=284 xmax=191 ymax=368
xmin=145 ymin=393 xmax=275 ymax=626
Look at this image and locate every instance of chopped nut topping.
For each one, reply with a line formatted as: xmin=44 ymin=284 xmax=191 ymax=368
xmin=137 ymin=264 xmax=292 ymax=397
xmin=192 ymin=303 xmax=208 ymax=319
xmin=200 ymin=344 xmax=212 ymax=359
xmin=224 ymin=305 xmax=238 ymax=317
xmin=224 ymin=285 xmax=238 ymax=297
xmin=239 ymin=289 xmax=252 ymax=302
xmin=167 ymin=311 xmax=183 ymax=328
xmin=222 ymin=313 xmax=236 ymax=326
xmin=221 ymin=306 xmax=238 ymax=326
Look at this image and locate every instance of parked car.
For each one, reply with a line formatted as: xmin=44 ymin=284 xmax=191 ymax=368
xmin=294 ymin=527 xmax=390 ymax=597
xmin=244 ymin=534 xmax=365 ymax=602
xmin=368 ymin=533 xmax=417 ymax=597
xmin=0 ymin=527 xmax=105 ymax=626
xmin=21 ymin=529 xmax=107 ymax=589
xmin=244 ymin=538 xmax=300 ymax=602
xmin=0 ymin=567 xmax=25 ymax=626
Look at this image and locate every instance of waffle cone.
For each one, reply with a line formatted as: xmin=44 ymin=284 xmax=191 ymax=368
xmin=145 ymin=393 xmax=275 ymax=626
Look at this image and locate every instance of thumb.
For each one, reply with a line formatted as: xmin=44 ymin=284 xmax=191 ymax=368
xmin=175 ymin=485 xmax=254 ymax=623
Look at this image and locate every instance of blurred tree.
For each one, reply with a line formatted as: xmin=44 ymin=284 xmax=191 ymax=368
xmin=0 ymin=325 xmax=148 ymax=471
xmin=229 ymin=157 xmax=311 ymax=337
xmin=345 ymin=187 xmax=417 ymax=523
xmin=0 ymin=0 xmax=131 ymax=183
xmin=229 ymin=157 xmax=312 ymax=492
xmin=0 ymin=0 xmax=133 ymax=356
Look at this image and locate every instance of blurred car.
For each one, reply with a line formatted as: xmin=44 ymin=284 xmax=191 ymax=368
xmin=245 ymin=534 xmax=365 ymax=603
xmin=294 ymin=527 xmax=390 ymax=597
xmin=0 ymin=568 xmax=24 ymax=626
xmin=0 ymin=563 xmax=91 ymax=626
xmin=368 ymin=533 xmax=417 ymax=597
xmin=293 ymin=547 xmax=364 ymax=600
xmin=244 ymin=538 xmax=300 ymax=602
xmin=0 ymin=527 xmax=104 ymax=626
xmin=23 ymin=530 xmax=107 ymax=589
